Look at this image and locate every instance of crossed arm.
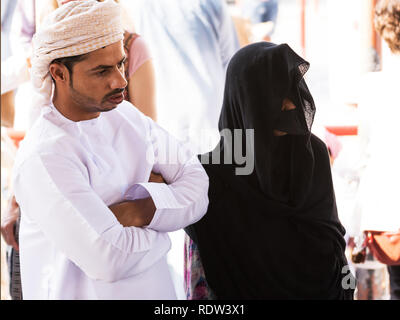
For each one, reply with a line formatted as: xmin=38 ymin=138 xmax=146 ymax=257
xmin=108 ymin=172 xmax=165 ymax=227
xmin=10 ymin=110 xmax=208 ymax=282
xmin=2 ymin=173 xmax=166 ymax=249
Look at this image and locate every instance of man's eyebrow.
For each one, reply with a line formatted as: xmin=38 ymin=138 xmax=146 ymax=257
xmin=89 ymin=56 xmax=126 ymax=71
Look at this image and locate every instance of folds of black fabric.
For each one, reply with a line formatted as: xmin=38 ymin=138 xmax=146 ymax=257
xmin=185 ymin=42 xmax=354 ymax=300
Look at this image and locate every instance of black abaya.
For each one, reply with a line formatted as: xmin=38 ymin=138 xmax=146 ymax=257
xmin=185 ymin=42 xmax=354 ymax=299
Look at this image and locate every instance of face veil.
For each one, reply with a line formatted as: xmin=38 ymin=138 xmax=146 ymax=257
xmin=218 ymin=42 xmax=316 ymax=208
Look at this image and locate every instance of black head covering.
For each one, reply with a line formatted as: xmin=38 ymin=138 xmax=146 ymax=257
xmin=186 ymin=42 xmax=354 ymax=299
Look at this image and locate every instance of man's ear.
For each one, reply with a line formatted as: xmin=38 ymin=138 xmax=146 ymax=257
xmin=49 ymin=63 xmax=69 ymax=83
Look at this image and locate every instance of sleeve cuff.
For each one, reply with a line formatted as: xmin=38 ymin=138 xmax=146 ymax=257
xmin=124 ymin=183 xmax=182 ymax=229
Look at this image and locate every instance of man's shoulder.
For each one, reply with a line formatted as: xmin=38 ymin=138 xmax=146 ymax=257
xmin=112 ymin=100 xmax=151 ymax=130
xmin=13 ymin=117 xmax=81 ymax=173
xmin=114 ymin=100 xmax=142 ymax=117
xmin=13 ymin=101 xmax=151 ymax=172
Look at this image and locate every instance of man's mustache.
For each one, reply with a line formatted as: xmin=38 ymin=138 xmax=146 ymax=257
xmin=103 ymin=88 xmax=125 ymax=100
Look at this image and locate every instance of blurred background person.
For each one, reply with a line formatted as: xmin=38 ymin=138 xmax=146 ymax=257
xmin=122 ymin=0 xmax=240 ymax=299
xmin=239 ymin=0 xmax=279 ymax=42
xmin=351 ymin=0 xmax=400 ymax=300
xmin=2 ymin=0 xmax=50 ymax=301
xmin=1 ymin=0 xmax=19 ymax=300
xmin=225 ymin=0 xmax=253 ymax=47
xmin=1 ymin=0 xmax=18 ymax=128
xmin=124 ymin=0 xmax=239 ymax=154
xmin=6 ymin=0 xmax=36 ymax=127
xmin=1 ymin=0 xmax=32 ymax=300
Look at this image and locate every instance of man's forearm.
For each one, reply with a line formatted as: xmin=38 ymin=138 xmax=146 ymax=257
xmin=134 ymin=198 xmax=156 ymax=227
xmin=109 ymin=198 xmax=156 ymax=227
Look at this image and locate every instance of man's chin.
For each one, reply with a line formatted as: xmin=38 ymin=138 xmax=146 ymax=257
xmin=98 ymin=103 xmax=119 ymax=112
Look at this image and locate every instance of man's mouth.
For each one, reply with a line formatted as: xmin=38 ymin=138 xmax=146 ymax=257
xmin=106 ymin=92 xmax=124 ymax=105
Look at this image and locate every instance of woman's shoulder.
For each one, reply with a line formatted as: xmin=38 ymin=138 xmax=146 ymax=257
xmin=310 ymin=133 xmax=328 ymax=150
xmin=198 ymin=158 xmax=229 ymax=198
xmin=124 ymin=32 xmax=152 ymax=78
xmin=310 ymin=133 xmax=331 ymax=165
xmin=124 ymin=32 xmax=147 ymax=51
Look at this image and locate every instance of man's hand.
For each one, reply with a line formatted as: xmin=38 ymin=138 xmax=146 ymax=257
xmin=109 ymin=198 xmax=156 ymax=227
xmin=149 ymin=171 xmax=166 ymax=184
xmin=1 ymin=195 xmax=20 ymax=251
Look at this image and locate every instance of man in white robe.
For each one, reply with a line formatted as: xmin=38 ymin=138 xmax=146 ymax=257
xmin=12 ymin=0 xmax=209 ymax=299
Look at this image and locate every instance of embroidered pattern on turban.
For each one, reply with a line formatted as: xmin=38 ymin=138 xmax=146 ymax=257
xmin=31 ymin=0 xmax=124 ymax=107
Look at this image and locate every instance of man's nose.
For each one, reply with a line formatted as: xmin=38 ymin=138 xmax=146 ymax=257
xmin=110 ymin=67 xmax=127 ymax=90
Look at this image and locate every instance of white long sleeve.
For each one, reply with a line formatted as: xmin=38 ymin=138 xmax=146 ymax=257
xmin=125 ymin=116 xmax=209 ymax=232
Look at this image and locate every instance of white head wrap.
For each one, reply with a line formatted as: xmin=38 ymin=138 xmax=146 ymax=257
xmin=31 ymin=0 xmax=124 ymax=108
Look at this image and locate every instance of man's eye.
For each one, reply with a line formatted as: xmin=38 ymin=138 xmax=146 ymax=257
xmin=97 ymin=69 xmax=108 ymax=76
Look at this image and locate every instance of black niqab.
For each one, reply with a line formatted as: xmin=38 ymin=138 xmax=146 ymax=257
xmin=185 ymin=42 xmax=353 ymax=299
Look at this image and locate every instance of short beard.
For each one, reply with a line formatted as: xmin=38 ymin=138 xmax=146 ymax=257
xmin=68 ymin=81 xmax=105 ymax=113
xmin=68 ymin=79 xmax=125 ymax=114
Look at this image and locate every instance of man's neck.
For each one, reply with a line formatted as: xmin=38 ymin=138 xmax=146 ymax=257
xmin=52 ymin=91 xmax=100 ymax=122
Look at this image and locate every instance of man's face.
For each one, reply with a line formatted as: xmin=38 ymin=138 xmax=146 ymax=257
xmin=66 ymin=41 xmax=127 ymax=114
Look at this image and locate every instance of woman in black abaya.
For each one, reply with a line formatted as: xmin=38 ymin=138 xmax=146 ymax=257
xmin=184 ymin=42 xmax=354 ymax=300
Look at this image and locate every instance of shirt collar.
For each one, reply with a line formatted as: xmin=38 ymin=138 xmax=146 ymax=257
xmin=42 ymin=103 xmax=103 ymax=132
